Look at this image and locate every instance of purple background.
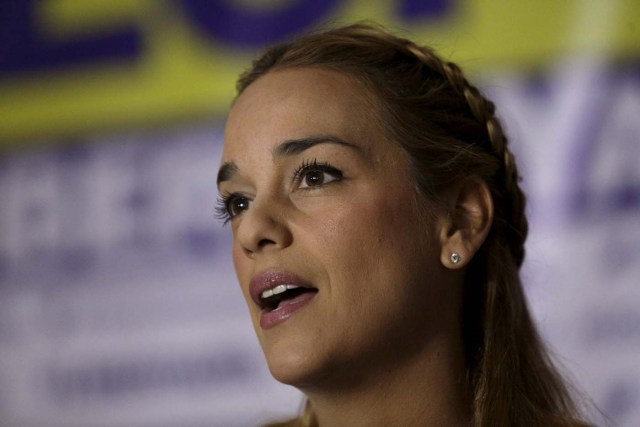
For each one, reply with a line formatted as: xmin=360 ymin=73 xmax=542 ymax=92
xmin=1 ymin=1 xmax=639 ymax=426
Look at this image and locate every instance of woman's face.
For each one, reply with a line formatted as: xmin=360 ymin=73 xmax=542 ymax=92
xmin=218 ymin=67 xmax=459 ymax=389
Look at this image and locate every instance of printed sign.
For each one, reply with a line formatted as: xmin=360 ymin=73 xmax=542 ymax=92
xmin=1 ymin=0 xmax=639 ymax=144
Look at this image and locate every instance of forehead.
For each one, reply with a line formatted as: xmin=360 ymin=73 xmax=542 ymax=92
xmin=223 ymin=67 xmax=381 ymax=159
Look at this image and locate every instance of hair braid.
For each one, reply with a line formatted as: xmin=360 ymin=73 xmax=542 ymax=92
xmin=403 ymin=39 xmax=528 ymax=267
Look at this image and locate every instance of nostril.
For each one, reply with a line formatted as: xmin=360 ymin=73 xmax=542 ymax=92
xmin=257 ymin=238 xmax=277 ymax=249
xmin=242 ymin=238 xmax=278 ymax=257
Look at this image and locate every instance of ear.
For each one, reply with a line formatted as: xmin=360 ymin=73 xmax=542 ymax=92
xmin=438 ymin=179 xmax=493 ymax=269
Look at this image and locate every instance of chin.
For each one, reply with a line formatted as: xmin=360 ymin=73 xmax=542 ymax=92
xmin=265 ymin=345 xmax=317 ymax=386
xmin=262 ymin=338 xmax=333 ymax=388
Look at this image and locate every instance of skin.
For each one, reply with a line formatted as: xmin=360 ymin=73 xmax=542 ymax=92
xmin=218 ymin=67 xmax=492 ymax=426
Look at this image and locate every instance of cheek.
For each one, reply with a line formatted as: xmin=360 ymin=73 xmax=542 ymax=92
xmin=232 ymin=242 xmax=251 ymax=297
xmin=232 ymin=242 xmax=243 ymax=271
xmin=317 ymin=190 xmax=434 ymax=297
xmin=311 ymin=195 xmax=406 ymax=270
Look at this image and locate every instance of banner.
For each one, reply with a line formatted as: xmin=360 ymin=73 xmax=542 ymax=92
xmin=1 ymin=0 xmax=639 ymax=144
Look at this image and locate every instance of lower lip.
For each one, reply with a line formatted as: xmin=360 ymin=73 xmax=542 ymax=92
xmin=259 ymin=291 xmax=317 ymax=329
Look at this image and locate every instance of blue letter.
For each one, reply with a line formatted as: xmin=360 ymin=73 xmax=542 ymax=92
xmin=398 ymin=0 xmax=453 ymax=22
xmin=179 ymin=0 xmax=340 ymax=48
xmin=0 ymin=1 xmax=142 ymax=76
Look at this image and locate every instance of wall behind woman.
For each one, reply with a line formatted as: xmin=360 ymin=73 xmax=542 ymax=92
xmin=1 ymin=1 xmax=638 ymax=426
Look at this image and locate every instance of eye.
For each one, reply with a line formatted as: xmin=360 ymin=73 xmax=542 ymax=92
xmin=228 ymin=195 xmax=251 ymax=216
xmin=215 ymin=193 xmax=251 ymax=225
xmin=295 ymin=160 xmax=343 ymax=190
xmin=300 ymin=168 xmax=337 ymax=188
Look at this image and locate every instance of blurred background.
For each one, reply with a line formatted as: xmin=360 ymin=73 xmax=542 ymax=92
xmin=0 ymin=1 xmax=638 ymax=426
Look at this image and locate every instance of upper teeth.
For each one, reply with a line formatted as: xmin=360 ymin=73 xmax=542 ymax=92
xmin=261 ymin=284 xmax=300 ymax=299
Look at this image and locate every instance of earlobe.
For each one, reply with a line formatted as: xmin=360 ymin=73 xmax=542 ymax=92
xmin=439 ymin=179 xmax=493 ymax=269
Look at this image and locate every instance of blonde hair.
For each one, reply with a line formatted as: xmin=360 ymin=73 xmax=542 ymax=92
xmin=238 ymin=23 xmax=588 ymax=427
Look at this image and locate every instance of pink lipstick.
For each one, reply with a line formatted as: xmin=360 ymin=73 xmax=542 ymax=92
xmin=249 ymin=270 xmax=318 ymax=329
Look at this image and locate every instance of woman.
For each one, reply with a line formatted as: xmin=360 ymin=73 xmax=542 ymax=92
xmin=216 ymin=23 xmax=588 ymax=426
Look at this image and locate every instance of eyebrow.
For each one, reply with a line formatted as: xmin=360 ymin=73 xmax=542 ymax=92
xmin=216 ymin=135 xmax=357 ymax=186
xmin=272 ymin=135 xmax=357 ymax=157
xmin=216 ymin=162 xmax=238 ymax=186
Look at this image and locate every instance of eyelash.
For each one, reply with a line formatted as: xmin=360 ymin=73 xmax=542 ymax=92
xmin=215 ymin=159 xmax=343 ymax=225
xmin=291 ymin=158 xmax=342 ymax=187
xmin=214 ymin=193 xmax=243 ymax=226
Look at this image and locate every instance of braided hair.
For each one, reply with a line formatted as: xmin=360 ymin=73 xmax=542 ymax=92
xmin=238 ymin=23 xmax=586 ymax=427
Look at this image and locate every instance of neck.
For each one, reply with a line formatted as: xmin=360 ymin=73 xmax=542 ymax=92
xmin=302 ymin=335 xmax=472 ymax=427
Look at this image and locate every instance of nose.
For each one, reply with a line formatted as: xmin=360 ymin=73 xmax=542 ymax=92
xmin=235 ymin=198 xmax=293 ymax=257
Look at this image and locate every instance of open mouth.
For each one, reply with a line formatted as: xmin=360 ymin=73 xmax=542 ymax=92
xmin=260 ymin=284 xmax=318 ymax=312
